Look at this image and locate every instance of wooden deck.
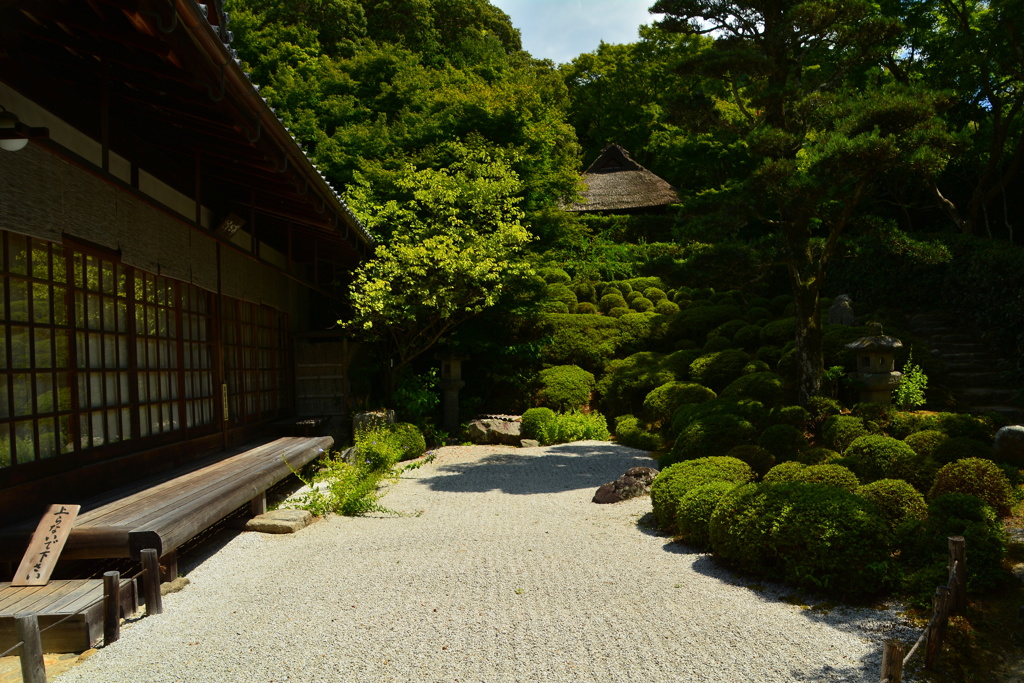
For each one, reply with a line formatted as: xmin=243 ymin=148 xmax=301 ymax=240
xmin=1 ymin=436 xmax=333 ymax=567
xmin=0 ymin=578 xmax=138 ymax=652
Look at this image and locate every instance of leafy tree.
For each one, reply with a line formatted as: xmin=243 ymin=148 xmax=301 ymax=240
xmin=345 ymin=147 xmax=533 ymax=396
xmin=649 ymin=0 xmax=952 ymax=402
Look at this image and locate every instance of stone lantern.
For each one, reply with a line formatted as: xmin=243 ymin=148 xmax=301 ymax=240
xmin=844 ymin=327 xmax=903 ymax=404
xmin=437 ymin=352 xmax=467 ymax=432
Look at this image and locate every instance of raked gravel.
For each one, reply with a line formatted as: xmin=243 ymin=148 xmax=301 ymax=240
xmin=56 ymin=441 xmax=918 ymax=683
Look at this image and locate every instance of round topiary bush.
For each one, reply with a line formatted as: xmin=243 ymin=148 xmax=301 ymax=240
xmin=626 ymin=290 xmax=642 ymax=304
xmin=643 ymin=381 xmax=708 ymax=425
xmin=539 ymin=267 xmax=571 ymax=284
xmin=759 ymin=317 xmax=797 ymax=346
xmin=573 ymin=281 xmax=597 ymax=304
xmin=575 ymin=302 xmax=599 ymax=315
xmin=388 ymin=422 xmax=427 ymax=461
xmin=702 ymin=335 xmax=734 ymax=353
xmin=709 ymin=482 xmax=892 ymax=597
xmin=746 ymin=307 xmax=772 ymax=324
xmin=800 ymin=464 xmax=861 ymax=492
xmin=822 ymin=415 xmax=869 ymax=452
xmin=676 ymin=481 xmax=737 ymax=548
xmin=725 ymin=444 xmax=776 ymax=477
xmin=742 ymin=359 xmax=771 ymax=374
xmin=856 ymin=479 xmax=927 ymax=530
xmin=844 ymin=434 xmax=938 ymax=492
xmin=933 ymin=412 xmax=995 ymax=441
xmin=544 ymin=301 xmax=570 ymax=313
xmin=795 ymin=446 xmax=841 ymax=465
xmin=655 ymin=299 xmax=680 ymax=316
xmin=904 ymin=430 xmax=949 ymax=460
xmin=631 ymin=297 xmax=654 ymax=312
xmin=521 ymin=407 xmax=556 ymax=444
xmin=931 ymin=437 xmax=994 ymax=465
xmin=608 ymin=306 xmax=630 ymax=318
xmin=851 ymin=402 xmax=896 ymax=431
xmin=928 ymin=458 xmax=1014 ymax=515
xmin=537 ymin=365 xmax=595 ymax=412
xmin=757 ymin=423 xmax=807 ymax=461
xmin=599 ymin=292 xmax=627 ymax=313
xmin=806 ymin=396 xmax=843 ymax=423
xmin=721 ymin=372 xmax=785 ymax=407
xmin=662 ymin=413 xmax=757 ymax=468
xmin=689 ymin=349 xmax=751 ymax=393
xmin=650 ymin=457 xmax=756 ymax=532
xmin=708 ymin=319 xmax=749 ymax=340
xmin=770 ymin=405 xmax=810 ymax=429
xmin=644 ymin=287 xmax=668 ymax=303
xmin=614 ymin=415 xmax=661 ymax=451
xmin=546 ymin=283 xmax=578 ymax=310
xmin=597 ymin=352 xmax=673 ymax=419
xmin=732 ymin=324 xmax=763 ymax=351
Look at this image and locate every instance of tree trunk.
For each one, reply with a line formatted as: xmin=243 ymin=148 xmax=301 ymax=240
xmin=791 ymin=273 xmax=824 ymax=405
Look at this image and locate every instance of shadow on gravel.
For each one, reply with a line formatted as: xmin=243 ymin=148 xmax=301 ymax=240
xmin=418 ymin=442 xmax=656 ymax=495
xmin=656 ymin=538 xmax=914 ymax=682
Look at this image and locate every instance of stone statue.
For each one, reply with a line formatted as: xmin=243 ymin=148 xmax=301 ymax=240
xmin=828 ymin=294 xmax=855 ymax=326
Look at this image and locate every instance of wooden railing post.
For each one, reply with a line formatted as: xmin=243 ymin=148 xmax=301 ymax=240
xmin=925 ymin=586 xmax=951 ymax=669
xmin=141 ymin=548 xmax=164 ymax=615
xmin=948 ymin=536 xmax=967 ymax=614
xmin=880 ymin=640 xmax=905 ymax=683
xmin=15 ymin=613 xmax=46 ymax=683
xmin=103 ymin=571 xmax=121 ymax=644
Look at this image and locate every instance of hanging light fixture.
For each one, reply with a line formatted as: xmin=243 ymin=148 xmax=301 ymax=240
xmin=0 ymin=106 xmax=48 ymax=152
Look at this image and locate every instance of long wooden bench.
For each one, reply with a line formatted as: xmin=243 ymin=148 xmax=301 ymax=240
xmin=0 ymin=436 xmax=332 ymax=575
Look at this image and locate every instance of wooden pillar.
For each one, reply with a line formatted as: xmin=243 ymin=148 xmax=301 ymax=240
xmin=925 ymin=586 xmax=950 ymax=669
xmin=880 ymin=640 xmax=904 ymax=683
xmin=948 ymin=536 xmax=967 ymax=614
xmin=101 ymin=60 xmax=110 ymax=172
xmin=250 ymin=491 xmax=267 ymax=516
xmin=103 ymin=571 xmax=121 ymax=644
xmin=141 ymin=548 xmax=164 ymax=615
xmin=160 ymin=550 xmax=178 ymax=583
xmin=15 ymin=614 xmax=45 ymax=683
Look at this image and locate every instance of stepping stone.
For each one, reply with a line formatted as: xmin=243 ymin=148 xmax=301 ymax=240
xmin=244 ymin=509 xmax=313 ymax=534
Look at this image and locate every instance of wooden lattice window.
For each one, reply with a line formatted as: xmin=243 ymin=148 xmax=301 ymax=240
xmin=222 ymin=299 xmax=290 ymax=425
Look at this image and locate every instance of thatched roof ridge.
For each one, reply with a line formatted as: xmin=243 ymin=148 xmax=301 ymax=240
xmin=566 ymin=144 xmax=679 ymax=213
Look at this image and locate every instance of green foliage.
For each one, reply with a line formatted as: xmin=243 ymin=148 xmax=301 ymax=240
xmin=796 ymin=447 xmax=842 ymax=465
xmin=676 ymin=481 xmax=737 ymax=548
xmin=851 ymin=403 xmax=896 ymax=432
xmin=822 ymin=415 xmax=869 ymax=452
xmin=575 ymin=302 xmax=598 ymax=314
xmin=546 ymin=283 xmax=578 ymax=310
xmin=765 ymin=461 xmax=861 ymax=492
xmin=770 ymin=405 xmax=810 ymax=429
xmin=521 ymin=407 xmax=556 ymax=443
xmin=844 ymin=435 xmax=938 ymax=492
xmin=597 ymin=352 xmax=673 ymax=419
xmin=355 ymin=425 xmax=405 ymax=471
xmin=539 ymin=314 xmax=620 ymax=374
xmin=931 ymin=412 xmax=995 ymax=442
xmin=649 ymin=456 xmax=756 ymax=532
xmin=630 ymin=297 xmax=654 ymax=312
xmin=655 ymin=300 xmax=680 ymax=315
xmin=547 ymin=410 xmax=611 ymax=444
xmin=928 ymin=458 xmax=1014 ymax=515
xmin=903 ymin=430 xmax=949 ymax=460
xmin=536 ymin=364 xmax=595 ymax=411
xmin=688 ymin=349 xmax=751 ymax=393
xmin=757 ymin=423 xmax=807 ymax=462
xmin=709 ymin=482 xmax=892 ymax=597
xmin=643 ymin=381 xmax=711 ymax=424
xmin=732 ymin=324 xmax=763 ymax=351
xmin=614 ymin=415 xmax=661 ymax=451
xmin=856 ymin=479 xmax=927 ymax=531
xmin=701 ymin=335 xmax=734 ymax=353
xmin=393 ymin=369 xmax=440 ymax=426
xmin=599 ymin=292 xmax=627 ymax=313
xmin=929 ymin=437 xmax=994 ymax=465
xmin=663 ymin=412 xmax=757 ymax=468
xmin=724 ymin=444 xmax=776 ymax=477
xmin=887 ymin=411 xmax=927 ymax=440
xmin=667 ymin=305 xmax=744 ymax=343
xmin=720 ymin=372 xmax=785 ymax=407
xmin=894 ymin=351 xmax=928 ymax=410
xmin=608 ymin=306 xmax=631 ymax=318
xmin=387 ymin=422 xmax=427 ymax=461
xmin=759 ymin=318 xmax=796 ymax=347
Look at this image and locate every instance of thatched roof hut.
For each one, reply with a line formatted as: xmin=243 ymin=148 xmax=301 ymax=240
xmin=565 ymin=144 xmax=679 ymax=213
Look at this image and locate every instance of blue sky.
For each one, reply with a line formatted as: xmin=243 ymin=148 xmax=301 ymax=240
xmin=489 ymin=0 xmax=663 ymax=65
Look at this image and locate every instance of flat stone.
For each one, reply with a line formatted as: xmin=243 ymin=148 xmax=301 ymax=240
xmin=520 ymin=439 xmax=540 ymax=448
xmin=245 ymin=508 xmax=313 ymax=534
xmin=161 ymin=576 xmax=191 ymax=595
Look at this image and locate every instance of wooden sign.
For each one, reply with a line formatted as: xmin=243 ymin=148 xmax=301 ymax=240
xmin=11 ymin=504 xmax=81 ymax=586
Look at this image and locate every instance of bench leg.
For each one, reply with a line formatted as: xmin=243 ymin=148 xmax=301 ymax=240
xmin=250 ymin=491 xmax=267 ymax=516
xmin=159 ymin=550 xmax=178 ymax=583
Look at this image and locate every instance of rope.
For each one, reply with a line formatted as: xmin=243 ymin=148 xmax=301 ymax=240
xmin=0 ymin=640 xmax=24 ymax=658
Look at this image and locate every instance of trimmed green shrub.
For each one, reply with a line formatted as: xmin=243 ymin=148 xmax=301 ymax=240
xmin=609 ymin=306 xmax=631 ymax=318
xmin=546 ymin=283 xmax=577 ymax=309
xmin=770 ymin=405 xmax=810 ymax=429
xmin=822 ymin=415 xmax=868 ymax=452
xmin=650 ymin=456 xmax=756 ymax=531
xmin=933 ymin=412 xmax=995 ymax=442
xmin=702 ymin=335 xmax=734 ymax=352
xmin=763 ymin=461 xmax=807 ymax=483
xmin=856 ymin=479 xmax=927 ymax=531
xmin=771 ymin=294 xmax=793 ymax=313
xmin=904 ymin=430 xmax=949 ymax=460
xmin=521 ymin=407 xmax=556 ymax=443
xmin=725 ymin=444 xmax=776 ymax=477
xmin=537 ymin=365 xmax=595 ymax=411
xmin=388 ymin=422 xmax=427 ymax=461
xmin=796 ymin=447 xmax=841 ymax=465
xmin=573 ymin=281 xmax=597 ymax=304
xmin=721 ymin=372 xmax=785 ymax=407
xmin=575 ymin=302 xmax=599 ymax=315
xmin=733 ymin=324 xmax=763 ymax=351
xmin=742 ymin=360 xmax=771 ymax=374
xmin=899 ymin=493 xmax=1010 ymax=595
xmin=689 ymin=349 xmax=751 ymax=393
xmin=624 ymin=277 xmax=664 ymax=292
xmin=626 ymin=290 xmax=642 ymax=304
xmin=597 ymin=352 xmax=673 ymax=419
xmin=676 ymin=481 xmax=737 ymax=548
xmin=663 ymin=412 xmax=757 ymax=468
xmin=755 ymin=345 xmax=784 ymax=368
xmin=539 ymin=267 xmax=571 ymax=284
xmin=661 ymin=349 xmax=703 ymax=379
xmin=655 ymin=300 xmax=680 ymax=315
xmin=614 ymin=415 xmax=661 ymax=451
xmin=709 ymin=482 xmax=892 ymax=596
xmin=928 ymin=458 xmax=1014 ymax=515
xmin=668 ymin=397 xmax=767 ymax=441
xmin=844 ymin=434 xmax=938 ymax=492
xmin=888 ymin=411 xmax=927 ymax=440
xmin=852 ymin=403 xmax=896 ymax=432
xmin=708 ymin=319 xmax=749 ymax=340
xmin=355 ymin=426 xmax=405 ymax=471
xmin=759 ymin=317 xmax=796 ymax=346
xmin=616 ymin=312 xmax=661 ymax=354
xmin=746 ymin=307 xmax=771 ymax=324
xmin=539 ymin=313 xmax=620 ymax=374
xmin=806 ymin=396 xmax=843 ymax=423
xmin=757 ymin=423 xmax=807 ymax=461
xmin=599 ymin=292 xmax=628 ymax=313
xmin=931 ymin=437 xmax=994 ymax=465
xmin=668 ymin=304 xmax=745 ymax=341
xmin=544 ymin=301 xmax=570 ymax=313
xmin=644 ymin=287 xmax=668 ymax=303
xmin=643 ymin=381 xmax=706 ymax=424
xmin=802 ymin=464 xmax=861 ymax=492
xmin=548 ymin=410 xmax=611 ymax=444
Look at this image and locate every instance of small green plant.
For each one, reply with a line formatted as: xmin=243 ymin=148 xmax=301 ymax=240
xmin=894 ymin=351 xmax=928 ymax=409
xmin=393 ymin=368 xmax=440 ymax=426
